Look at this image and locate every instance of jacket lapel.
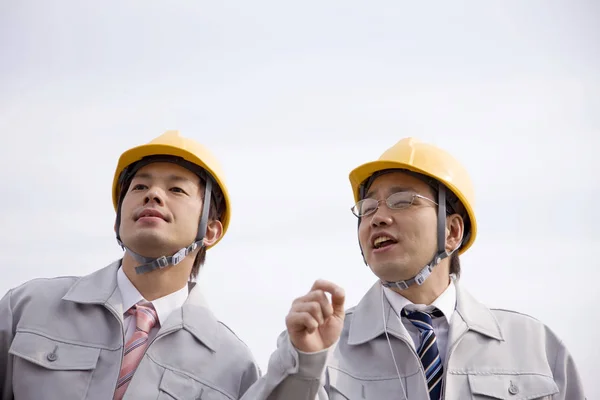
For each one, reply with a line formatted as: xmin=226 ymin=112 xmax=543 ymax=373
xmin=347 ymin=281 xmax=413 ymax=346
xmin=62 ymin=260 xmax=124 ymax=317
xmin=448 ymin=279 xmax=504 ymax=349
xmin=158 ymin=282 xmax=221 ymax=352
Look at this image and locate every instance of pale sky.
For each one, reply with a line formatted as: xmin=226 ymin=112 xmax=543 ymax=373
xmin=1 ymin=0 xmax=598 ymax=397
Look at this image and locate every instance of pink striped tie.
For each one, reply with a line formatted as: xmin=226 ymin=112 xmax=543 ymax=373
xmin=113 ymin=303 xmax=158 ymax=400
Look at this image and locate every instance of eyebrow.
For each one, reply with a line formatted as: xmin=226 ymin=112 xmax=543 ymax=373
xmin=133 ymin=172 xmax=194 ymax=184
xmin=364 ymin=185 xmax=418 ymax=199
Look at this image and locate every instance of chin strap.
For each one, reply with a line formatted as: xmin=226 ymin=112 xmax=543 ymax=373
xmin=380 ymin=183 xmax=462 ymax=290
xmin=127 ymin=242 xmax=202 ymax=274
xmin=116 ymin=171 xmax=213 ymax=275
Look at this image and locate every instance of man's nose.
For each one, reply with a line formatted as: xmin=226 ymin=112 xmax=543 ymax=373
xmin=144 ymin=187 xmax=164 ymax=205
xmin=370 ymin=205 xmax=393 ymax=227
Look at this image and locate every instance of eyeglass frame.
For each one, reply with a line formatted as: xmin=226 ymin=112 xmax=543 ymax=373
xmin=350 ymin=191 xmax=439 ymax=218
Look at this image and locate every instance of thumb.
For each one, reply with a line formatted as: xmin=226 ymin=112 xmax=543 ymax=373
xmin=331 ymin=287 xmax=346 ymax=319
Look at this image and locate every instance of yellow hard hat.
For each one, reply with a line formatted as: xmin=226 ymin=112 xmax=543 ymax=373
xmin=112 ymin=130 xmax=231 ymax=248
xmin=349 ymin=137 xmax=477 ymax=254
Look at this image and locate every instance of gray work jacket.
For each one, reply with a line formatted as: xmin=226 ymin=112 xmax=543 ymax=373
xmin=242 ymin=279 xmax=586 ymax=399
xmin=0 ymin=261 xmax=260 ymax=399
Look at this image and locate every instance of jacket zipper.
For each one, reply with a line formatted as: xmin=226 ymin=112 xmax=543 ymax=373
xmin=385 ymin=302 xmax=429 ymax=398
xmin=441 ymin=328 xmax=468 ymax=400
xmin=389 ymin=335 xmax=428 ymax=399
xmin=105 ymin=304 xmax=126 ymax=397
xmin=122 ymin=327 xmax=181 ymax=397
xmin=106 ymin=301 xmax=182 ymax=398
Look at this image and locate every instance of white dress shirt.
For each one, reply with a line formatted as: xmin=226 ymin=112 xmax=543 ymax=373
xmin=117 ymin=266 xmax=189 ymax=343
xmin=383 ymin=279 xmax=456 ymax=364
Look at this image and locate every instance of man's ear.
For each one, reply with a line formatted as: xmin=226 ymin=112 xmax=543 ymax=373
xmin=203 ymin=219 xmax=223 ymax=247
xmin=445 ymin=214 xmax=464 ymax=253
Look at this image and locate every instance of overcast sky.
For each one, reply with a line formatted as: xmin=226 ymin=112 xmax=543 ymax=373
xmin=1 ymin=0 xmax=598 ymax=397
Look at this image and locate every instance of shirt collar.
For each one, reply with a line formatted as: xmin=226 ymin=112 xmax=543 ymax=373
xmin=117 ymin=266 xmax=189 ymax=327
xmin=383 ymin=277 xmax=456 ymax=324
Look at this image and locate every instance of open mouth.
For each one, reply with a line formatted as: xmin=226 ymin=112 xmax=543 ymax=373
xmin=373 ymin=236 xmax=397 ymax=249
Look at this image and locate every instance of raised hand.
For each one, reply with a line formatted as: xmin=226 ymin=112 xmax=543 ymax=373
xmin=285 ymin=279 xmax=346 ymax=353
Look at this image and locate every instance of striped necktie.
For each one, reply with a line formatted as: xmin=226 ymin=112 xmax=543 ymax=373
xmin=113 ymin=302 xmax=158 ymax=400
xmin=402 ymin=308 xmax=445 ymax=400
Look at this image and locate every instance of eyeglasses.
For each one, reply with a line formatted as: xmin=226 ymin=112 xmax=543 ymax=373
xmin=351 ymin=192 xmax=438 ymax=218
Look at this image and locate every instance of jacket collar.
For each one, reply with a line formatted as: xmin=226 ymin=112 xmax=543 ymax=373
xmin=62 ymin=259 xmax=123 ymax=308
xmin=347 ymin=277 xmax=503 ymax=345
xmin=62 ymin=259 xmax=221 ymax=352
xmin=348 ymin=281 xmax=410 ymax=345
xmin=175 ymin=282 xmax=221 ymax=352
xmin=453 ymin=279 xmax=503 ymax=341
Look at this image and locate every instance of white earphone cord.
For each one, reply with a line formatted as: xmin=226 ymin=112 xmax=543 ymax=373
xmin=381 ymin=288 xmax=408 ymax=399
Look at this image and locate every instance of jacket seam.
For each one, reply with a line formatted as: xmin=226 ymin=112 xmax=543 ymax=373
xmin=13 ymin=276 xmax=79 ymax=291
xmin=14 ymin=328 xmax=121 ymax=351
xmin=328 ymin=365 xmax=421 ymax=381
xmin=146 ymin=352 xmax=235 ymax=400
xmin=83 ymin=356 xmax=98 ymax=397
xmin=550 ymin=338 xmax=562 ymax=379
xmin=489 ymin=308 xmax=542 ymax=322
xmin=448 ymin=370 xmax=554 ymax=377
xmin=218 ymin=321 xmax=253 ymax=350
xmin=8 ymin=289 xmax=14 ymax=334
xmin=4 ymin=289 xmax=15 ymax=400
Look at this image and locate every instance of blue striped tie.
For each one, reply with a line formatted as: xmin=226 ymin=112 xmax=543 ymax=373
xmin=402 ymin=308 xmax=444 ymax=400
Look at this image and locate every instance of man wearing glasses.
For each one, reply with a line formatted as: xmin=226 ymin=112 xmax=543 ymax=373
xmin=245 ymin=137 xmax=585 ymax=399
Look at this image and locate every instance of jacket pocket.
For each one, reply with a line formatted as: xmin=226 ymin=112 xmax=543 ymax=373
xmin=468 ymin=373 xmax=559 ymax=400
xmin=326 ymin=367 xmax=408 ymax=400
xmin=9 ymin=330 xmax=101 ymax=399
xmin=157 ymin=369 xmax=232 ymax=400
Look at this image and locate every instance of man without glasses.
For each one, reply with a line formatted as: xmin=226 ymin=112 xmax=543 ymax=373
xmin=0 ymin=130 xmax=260 ymax=399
